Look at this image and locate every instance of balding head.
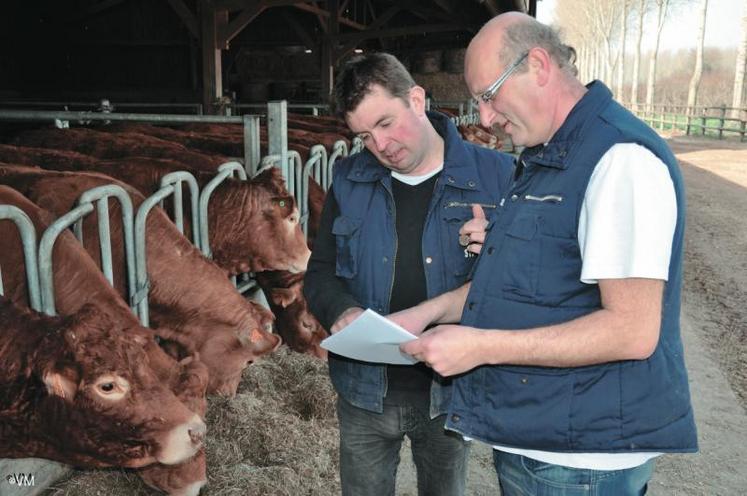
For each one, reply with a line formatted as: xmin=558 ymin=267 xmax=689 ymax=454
xmin=464 ymin=12 xmax=584 ymax=147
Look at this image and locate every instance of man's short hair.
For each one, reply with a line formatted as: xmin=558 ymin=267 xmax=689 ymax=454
xmin=500 ymin=18 xmax=578 ymax=77
xmin=332 ymin=52 xmax=416 ymax=118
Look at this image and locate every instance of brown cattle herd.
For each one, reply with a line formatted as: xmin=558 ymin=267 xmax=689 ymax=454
xmin=0 ymin=112 xmax=502 ymax=495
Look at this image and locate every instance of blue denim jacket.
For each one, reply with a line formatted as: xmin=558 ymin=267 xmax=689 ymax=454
xmin=328 ymin=111 xmax=513 ymax=416
xmin=448 ymin=82 xmax=698 ymax=452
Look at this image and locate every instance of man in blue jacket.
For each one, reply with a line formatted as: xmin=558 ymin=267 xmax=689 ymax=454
xmin=397 ymin=12 xmax=698 ymax=496
xmin=303 ymin=52 xmax=513 ymax=496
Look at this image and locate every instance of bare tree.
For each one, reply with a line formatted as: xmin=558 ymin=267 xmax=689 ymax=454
xmin=631 ymin=0 xmax=648 ymax=108
xmin=645 ymin=0 xmax=670 ymax=111
xmin=733 ymin=0 xmax=747 ymax=117
xmin=687 ymin=0 xmax=709 ymax=111
xmin=616 ymin=0 xmax=633 ymax=101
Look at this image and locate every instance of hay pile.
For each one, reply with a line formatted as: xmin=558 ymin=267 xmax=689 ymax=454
xmin=47 ymin=346 xmax=340 ymax=495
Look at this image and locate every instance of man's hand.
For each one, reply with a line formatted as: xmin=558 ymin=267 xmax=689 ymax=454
xmin=458 ymin=204 xmax=488 ymax=255
xmin=331 ymin=307 xmax=364 ymax=334
xmin=400 ymin=324 xmax=485 ymax=376
xmin=387 ymin=307 xmax=433 ymax=337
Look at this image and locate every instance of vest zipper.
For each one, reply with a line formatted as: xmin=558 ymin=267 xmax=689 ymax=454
xmin=386 ymin=187 xmax=398 ymax=311
xmin=444 ymin=201 xmax=497 ymax=209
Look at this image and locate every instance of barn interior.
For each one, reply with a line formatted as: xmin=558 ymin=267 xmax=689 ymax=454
xmin=0 ymin=1 xmax=537 ymax=495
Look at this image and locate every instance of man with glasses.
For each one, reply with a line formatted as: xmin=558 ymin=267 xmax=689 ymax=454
xmin=394 ymin=12 xmax=698 ymax=495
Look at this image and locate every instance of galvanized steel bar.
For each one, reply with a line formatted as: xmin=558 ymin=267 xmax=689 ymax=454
xmin=302 ymin=146 xmax=327 ymax=237
xmin=0 ymin=109 xmax=249 ymax=124
xmin=38 ymin=203 xmax=95 ymax=316
xmin=287 ymin=150 xmax=303 ymax=204
xmin=198 ymin=161 xmax=246 ymax=257
xmin=243 ymin=114 xmax=261 ymax=176
xmin=268 ymin=100 xmax=289 ymax=183
xmin=159 ymin=171 xmax=200 ymax=246
xmin=135 ymin=186 xmax=175 ymax=327
xmin=0 ymin=205 xmax=42 ymax=311
xmin=326 ymin=140 xmax=349 ymax=191
xmin=76 ymin=184 xmax=137 ymax=315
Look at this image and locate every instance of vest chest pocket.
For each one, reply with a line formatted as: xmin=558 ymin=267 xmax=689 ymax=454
xmin=332 ymin=216 xmax=363 ymax=279
xmin=443 ymin=211 xmax=476 ymax=277
xmin=500 ymin=214 xmax=539 ymax=299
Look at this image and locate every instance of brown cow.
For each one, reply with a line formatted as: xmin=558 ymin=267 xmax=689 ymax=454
xmin=0 ymin=165 xmax=281 ymax=396
xmin=254 ymin=270 xmax=327 ymax=360
xmin=0 ymin=296 xmax=205 ymax=469
xmin=0 ymin=185 xmax=209 ymax=493
xmin=0 ymin=143 xmax=311 ymax=276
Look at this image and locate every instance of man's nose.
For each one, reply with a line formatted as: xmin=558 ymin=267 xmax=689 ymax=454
xmin=478 ymin=100 xmax=496 ymax=128
xmin=371 ymin=131 xmax=388 ymax=152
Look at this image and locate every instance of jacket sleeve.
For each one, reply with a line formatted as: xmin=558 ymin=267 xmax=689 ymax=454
xmin=303 ymin=185 xmax=362 ymax=331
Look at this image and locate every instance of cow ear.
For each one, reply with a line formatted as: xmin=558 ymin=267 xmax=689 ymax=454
xmin=269 ymin=288 xmax=295 ymax=308
xmin=43 ymin=365 xmax=79 ymax=401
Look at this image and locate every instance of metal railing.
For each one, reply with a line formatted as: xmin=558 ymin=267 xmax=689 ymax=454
xmin=0 ymin=205 xmax=42 ymax=311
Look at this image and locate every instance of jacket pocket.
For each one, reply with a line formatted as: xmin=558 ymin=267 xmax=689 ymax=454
xmin=443 ymin=210 xmax=476 ymax=277
xmin=501 ymin=214 xmax=539 ymax=299
xmin=332 ymin=215 xmax=362 ymax=279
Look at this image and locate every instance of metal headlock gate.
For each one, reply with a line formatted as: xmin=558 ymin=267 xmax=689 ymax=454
xmin=39 ymin=184 xmax=137 ymax=317
xmin=0 ymin=204 xmax=42 ymax=311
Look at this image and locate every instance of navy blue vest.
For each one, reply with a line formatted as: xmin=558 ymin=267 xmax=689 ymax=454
xmin=329 ymin=111 xmax=514 ymax=414
xmin=446 ymin=82 xmax=698 ymax=452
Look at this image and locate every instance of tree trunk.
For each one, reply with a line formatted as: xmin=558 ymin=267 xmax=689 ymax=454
xmin=732 ymin=0 xmax=747 ymax=118
xmin=616 ymin=1 xmax=631 ymax=101
xmin=631 ymin=0 xmax=647 ymax=109
xmin=645 ymin=0 xmax=669 ymax=112
xmin=687 ymin=0 xmax=709 ymax=112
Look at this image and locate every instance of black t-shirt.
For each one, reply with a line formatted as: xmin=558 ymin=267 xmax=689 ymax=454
xmin=385 ymin=173 xmax=441 ymax=405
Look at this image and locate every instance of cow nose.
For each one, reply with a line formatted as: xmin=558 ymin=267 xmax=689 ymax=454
xmin=188 ymin=420 xmax=206 ymax=445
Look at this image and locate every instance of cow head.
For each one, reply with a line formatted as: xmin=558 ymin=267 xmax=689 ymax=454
xmin=258 ymin=271 xmax=328 ymax=360
xmin=209 ymin=167 xmax=311 ymax=275
xmin=192 ymin=301 xmax=281 ymax=396
xmin=35 ymin=305 xmax=206 ymax=468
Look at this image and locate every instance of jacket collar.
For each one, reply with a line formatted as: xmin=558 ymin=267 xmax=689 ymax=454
xmin=346 ymin=110 xmax=484 ymax=192
xmin=520 ymin=81 xmax=613 ymax=170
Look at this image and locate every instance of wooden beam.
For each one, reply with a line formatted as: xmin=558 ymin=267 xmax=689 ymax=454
xmin=214 ymin=0 xmax=304 ymax=12
xmin=336 ymin=23 xmax=476 ymax=44
xmin=165 ymin=0 xmax=199 ymax=38
xmin=201 ymin=4 xmax=224 ymax=114
xmin=218 ymin=0 xmax=267 ymax=46
xmin=61 ymin=0 xmax=127 ymax=23
xmin=337 ymin=4 xmax=402 ymax=57
xmin=281 ymin=9 xmax=317 ymax=49
xmin=321 ymin=0 xmax=339 ymax=99
xmin=294 ymin=3 xmax=367 ymax=30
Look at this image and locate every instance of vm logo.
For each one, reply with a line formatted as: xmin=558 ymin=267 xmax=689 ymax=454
xmin=6 ymin=473 xmax=35 ymax=486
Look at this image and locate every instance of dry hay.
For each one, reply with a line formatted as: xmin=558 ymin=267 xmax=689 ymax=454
xmin=46 ymin=345 xmax=340 ymax=495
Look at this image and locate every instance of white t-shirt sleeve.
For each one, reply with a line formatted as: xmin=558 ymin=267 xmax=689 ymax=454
xmin=578 ymin=143 xmax=677 ymax=284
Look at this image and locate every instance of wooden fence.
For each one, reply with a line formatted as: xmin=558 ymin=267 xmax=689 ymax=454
xmin=621 ymin=103 xmax=747 ymax=141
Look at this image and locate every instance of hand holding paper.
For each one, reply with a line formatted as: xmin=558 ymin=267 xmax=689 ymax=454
xmin=321 ymin=309 xmax=419 ymax=365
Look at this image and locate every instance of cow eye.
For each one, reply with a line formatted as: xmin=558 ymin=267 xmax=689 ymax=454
xmin=278 ymin=200 xmax=286 ymax=207
xmin=99 ymin=382 xmax=115 ymax=393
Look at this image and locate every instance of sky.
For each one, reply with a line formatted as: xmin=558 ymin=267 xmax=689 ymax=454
xmin=537 ymin=0 xmax=743 ymax=53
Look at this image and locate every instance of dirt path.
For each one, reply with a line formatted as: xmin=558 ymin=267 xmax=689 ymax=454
xmin=396 ymin=135 xmax=747 ymax=495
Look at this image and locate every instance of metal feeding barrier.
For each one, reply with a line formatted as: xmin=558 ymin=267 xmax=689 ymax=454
xmin=0 ymin=204 xmax=42 ymax=311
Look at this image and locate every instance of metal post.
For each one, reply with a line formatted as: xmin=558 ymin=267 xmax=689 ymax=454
xmin=243 ymin=114 xmax=261 ymax=176
xmin=0 ymin=205 xmax=42 ymax=312
xmin=268 ymin=100 xmax=289 ymax=182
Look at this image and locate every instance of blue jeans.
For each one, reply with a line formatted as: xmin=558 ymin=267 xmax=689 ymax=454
xmin=493 ymin=450 xmax=654 ymax=496
xmin=337 ymin=396 xmax=469 ymax=496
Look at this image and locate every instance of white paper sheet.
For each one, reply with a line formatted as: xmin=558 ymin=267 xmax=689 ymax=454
xmin=320 ymin=309 xmax=419 ymax=365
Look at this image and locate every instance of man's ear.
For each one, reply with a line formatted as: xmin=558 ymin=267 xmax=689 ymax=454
xmin=529 ymin=47 xmax=551 ymax=87
xmin=43 ymin=365 xmax=80 ymax=401
xmin=409 ymin=85 xmax=427 ymax=114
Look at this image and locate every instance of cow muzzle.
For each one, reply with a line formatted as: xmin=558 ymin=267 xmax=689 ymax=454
xmin=156 ymin=413 xmax=206 ymax=465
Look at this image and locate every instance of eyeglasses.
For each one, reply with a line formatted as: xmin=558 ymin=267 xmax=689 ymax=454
xmin=477 ymin=51 xmax=529 ymax=104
